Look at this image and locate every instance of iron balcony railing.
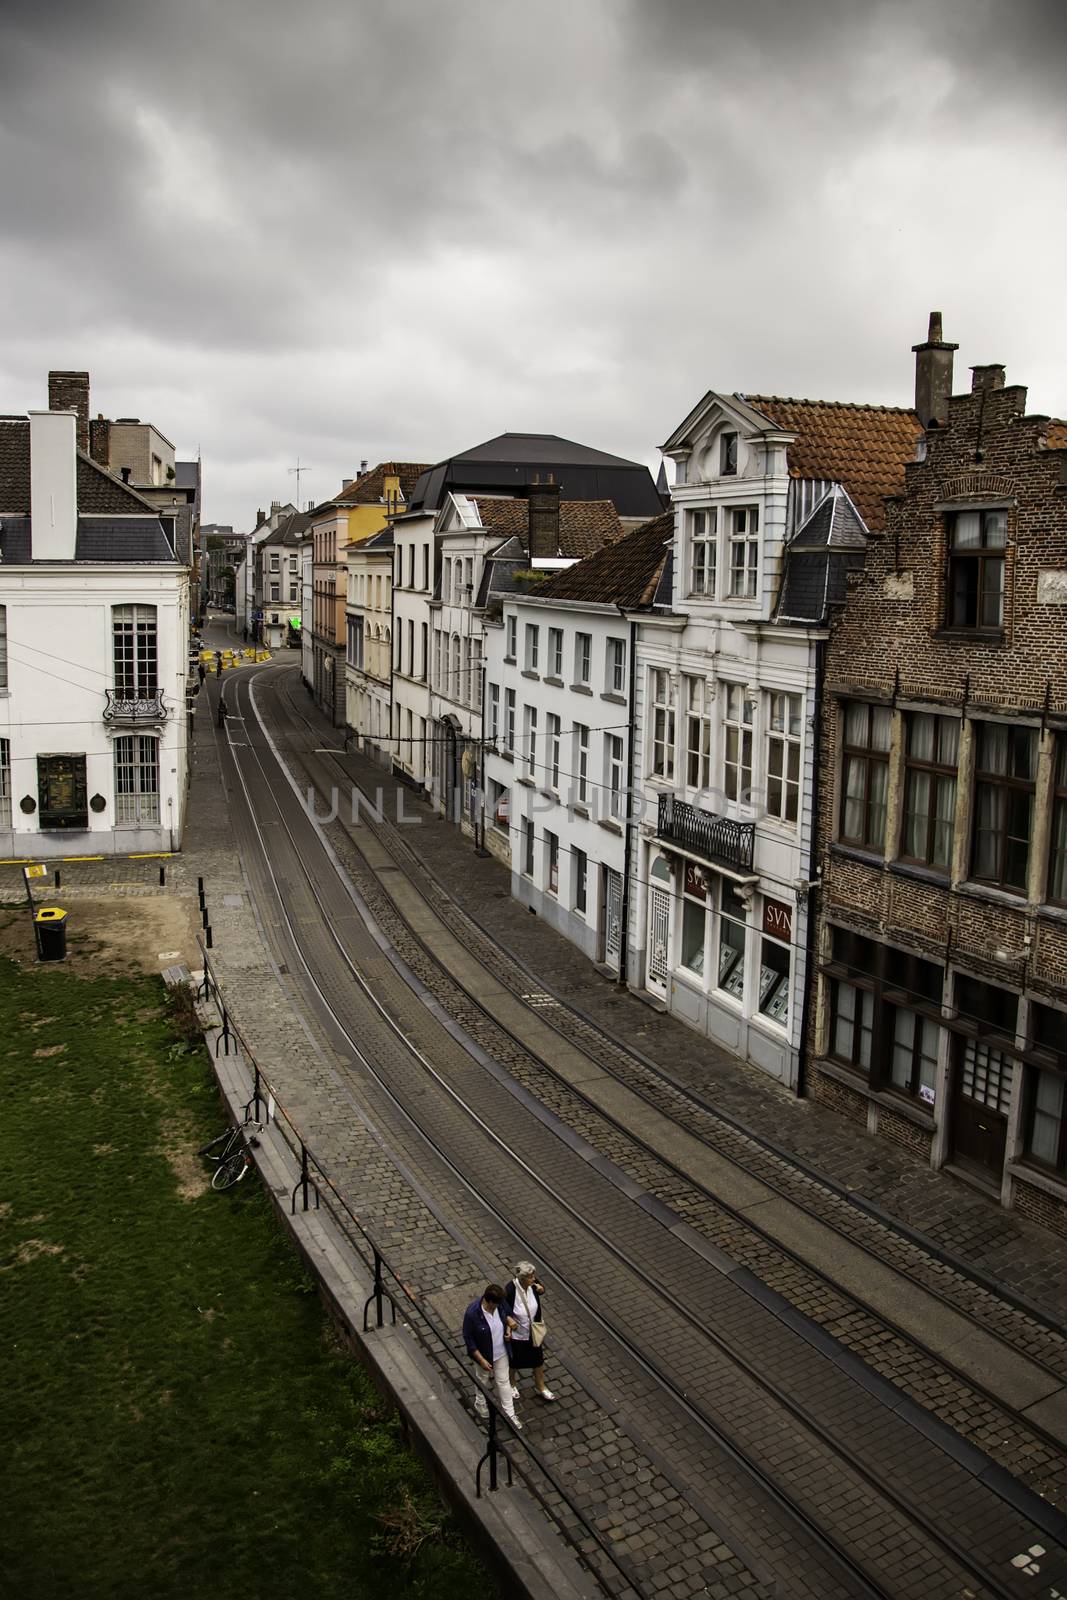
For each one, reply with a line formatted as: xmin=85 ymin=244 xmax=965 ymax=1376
xmin=103 ymin=688 xmax=168 ymax=725
xmin=657 ymin=791 xmax=755 ymax=873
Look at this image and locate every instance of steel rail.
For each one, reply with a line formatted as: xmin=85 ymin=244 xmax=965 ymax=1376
xmin=236 ymin=664 xmax=1041 ymax=1600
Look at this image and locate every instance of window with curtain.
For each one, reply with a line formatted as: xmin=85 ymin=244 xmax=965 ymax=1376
xmin=1025 ymin=1003 xmax=1067 ymax=1174
xmin=686 ymin=677 xmax=711 ymax=789
xmin=839 ymin=701 xmax=891 ymax=850
xmin=766 ymin=692 xmax=802 ymax=824
xmin=971 ymin=722 xmax=1036 ymax=892
xmin=723 ymin=684 xmax=754 ymax=804
xmin=650 ymin=670 xmax=675 ymax=780
xmin=947 ymin=508 xmax=1006 ymax=629
xmin=901 ymin=712 xmax=959 ymax=870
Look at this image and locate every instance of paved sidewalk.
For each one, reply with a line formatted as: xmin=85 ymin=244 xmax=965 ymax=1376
xmin=276 ymin=683 xmax=1067 ymax=1325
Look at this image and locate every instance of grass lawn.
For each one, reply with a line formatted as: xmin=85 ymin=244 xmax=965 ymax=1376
xmin=0 ymin=941 xmax=495 ymax=1600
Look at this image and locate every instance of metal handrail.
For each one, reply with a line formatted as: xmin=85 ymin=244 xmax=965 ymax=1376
xmin=193 ymin=937 xmax=644 ymax=1600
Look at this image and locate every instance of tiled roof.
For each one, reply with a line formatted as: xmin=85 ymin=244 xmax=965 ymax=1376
xmin=471 ymin=496 xmax=625 ymax=557
xmin=332 ymin=461 xmax=431 ymax=508
xmin=0 ymin=514 xmax=177 ymax=563
xmin=743 ymin=395 xmax=922 ymax=532
xmin=0 ymin=417 xmax=158 ymax=516
xmin=533 ymin=511 xmax=674 ymax=609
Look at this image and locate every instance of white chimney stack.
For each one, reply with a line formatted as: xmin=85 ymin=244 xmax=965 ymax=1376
xmin=30 ymin=410 xmax=78 ymax=560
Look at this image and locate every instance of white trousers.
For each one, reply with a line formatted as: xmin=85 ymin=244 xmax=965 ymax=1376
xmin=474 ymin=1352 xmax=517 ymax=1421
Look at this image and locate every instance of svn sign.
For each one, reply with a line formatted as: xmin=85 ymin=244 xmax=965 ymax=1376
xmin=762 ymin=897 xmax=792 ymax=942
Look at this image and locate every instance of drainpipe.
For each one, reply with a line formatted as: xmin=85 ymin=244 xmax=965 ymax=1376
xmin=795 ymin=636 xmax=825 ymax=1099
xmin=616 ymin=612 xmax=638 ymax=988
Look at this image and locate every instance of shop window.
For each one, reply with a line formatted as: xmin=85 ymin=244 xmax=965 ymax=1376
xmin=840 ymin=701 xmax=891 ymax=851
xmin=1025 ymin=1004 xmax=1067 ymax=1174
xmin=971 ymin=722 xmax=1036 ymax=893
xmin=901 ymin=713 xmax=959 ymax=870
xmin=758 ymin=898 xmax=792 ymax=1027
xmin=825 ymin=927 xmax=945 ymax=1107
xmin=680 ymin=862 xmax=708 ymax=975
xmin=717 ymin=880 xmax=748 ymax=999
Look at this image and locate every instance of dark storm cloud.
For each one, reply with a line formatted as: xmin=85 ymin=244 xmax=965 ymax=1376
xmin=0 ymin=0 xmax=1063 ymax=525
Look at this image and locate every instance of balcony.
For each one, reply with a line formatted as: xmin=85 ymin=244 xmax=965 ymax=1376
xmin=103 ymin=688 xmax=168 ymax=725
xmin=657 ymin=792 xmax=755 ymax=873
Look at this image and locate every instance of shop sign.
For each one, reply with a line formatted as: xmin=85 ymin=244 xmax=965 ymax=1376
xmin=762 ymin=897 xmax=792 ymax=941
xmin=684 ymin=862 xmax=708 ymax=900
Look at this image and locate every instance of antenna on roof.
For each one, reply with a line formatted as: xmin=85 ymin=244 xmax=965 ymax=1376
xmin=288 ymin=458 xmax=311 ymax=504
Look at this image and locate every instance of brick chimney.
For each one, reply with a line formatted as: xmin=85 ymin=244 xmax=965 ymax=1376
xmin=89 ymin=414 xmax=111 ymax=466
xmin=48 ymin=370 xmax=90 ymax=454
xmin=527 ymin=475 xmax=560 ymax=561
xmin=912 ymin=313 xmax=958 ymax=429
xmin=971 ymin=364 xmax=1006 ymax=393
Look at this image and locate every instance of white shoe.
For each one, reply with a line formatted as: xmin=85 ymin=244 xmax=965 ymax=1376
xmin=509 ymin=1416 xmax=522 ymax=1430
xmin=510 ymin=1383 xmax=521 ymax=1396
xmin=537 ymin=1389 xmax=556 ymax=1401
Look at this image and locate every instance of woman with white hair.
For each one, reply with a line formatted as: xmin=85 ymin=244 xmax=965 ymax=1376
xmin=504 ymin=1260 xmax=555 ymax=1402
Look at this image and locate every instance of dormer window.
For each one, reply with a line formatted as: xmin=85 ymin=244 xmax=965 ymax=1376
xmin=720 ymin=432 xmax=738 ymax=477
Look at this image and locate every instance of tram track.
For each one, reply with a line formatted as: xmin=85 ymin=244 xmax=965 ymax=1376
xmin=213 ymin=663 xmax=1067 ymax=1600
xmin=243 ymin=669 xmax=1067 ymax=1524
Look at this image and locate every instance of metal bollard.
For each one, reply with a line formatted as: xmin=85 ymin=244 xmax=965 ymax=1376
xmin=205 ymin=925 xmax=213 ymax=949
xmin=54 ymin=869 xmax=61 ymax=889
xmin=159 ymin=865 xmax=166 ymax=887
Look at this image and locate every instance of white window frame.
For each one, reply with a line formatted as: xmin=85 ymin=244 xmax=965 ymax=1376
xmin=524 ymin=623 xmax=540 ymax=673
xmin=575 ymin=632 xmax=591 ymax=685
xmin=727 ymin=506 xmax=760 ymax=599
xmin=489 ymin=682 xmax=500 ymax=744
xmin=546 ymin=713 xmax=561 ymax=791
xmin=0 ymin=736 xmax=10 ymax=827
xmin=575 ymin=724 xmax=590 ymax=804
xmin=685 ymin=675 xmax=711 ymax=789
xmin=548 ymin=627 xmax=564 ymax=680
xmin=0 ymin=604 xmax=7 ymax=689
xmin=688 ymin=509 xmax=717 ymax=598
xmin=765 ymin=691 xmax=802 ymax=825
xmin=114 ymin=734 xmax=161 ymax=826
xmin=649 ymin=668 xmax=675 ymax=781
xmin=607 ymin=637 xmax=626 ymax=694
xmin=505 ymin=688 xmax=516 ymax=754
xmin=506 ymin=614 xmax=517 ymax=660
xmin=523 ymin=704 xmax=538 ymax=779
xmin=723 ymin=683 xmax=754 ymax=803
xmin=607 ymin=733 xmax=625 ymax=820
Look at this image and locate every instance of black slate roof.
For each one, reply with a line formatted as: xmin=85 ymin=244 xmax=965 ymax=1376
xmin=409 ymin=432 xmax=663 ymax=519
xmin=775 ymin=488 xmax=869 ymax=624
xmin=0 ymin=514 xmax=177 ymax=563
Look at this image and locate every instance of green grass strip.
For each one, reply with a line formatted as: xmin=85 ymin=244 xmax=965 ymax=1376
xmin=0 ymin=952 xmax=494 ymax=1599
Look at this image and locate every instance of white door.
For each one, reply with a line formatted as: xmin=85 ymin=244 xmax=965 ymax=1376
xmin=647 ymin=886 xmax=670 ymax=998
xmin=603 ymin=868 xmax=623 ymax=969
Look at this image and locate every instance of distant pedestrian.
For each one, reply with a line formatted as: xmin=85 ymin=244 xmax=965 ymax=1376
xmin=197 ymin=661 xmax=206 ymax=688
xmin=462 ymin=1284 xmax=521 ymax=1430
xmin=215 ymin=652 xmax=223 ymax=678
xmin=505 ymin=1261 xmax=554 ymax=1402
xmin=216 ymin=696 xmax=227 ymax=729
xmin=243 ymin=626 xmax=248 ymax=643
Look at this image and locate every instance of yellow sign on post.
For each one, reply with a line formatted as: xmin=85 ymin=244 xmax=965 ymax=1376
xmin=25 ymin=864 xmax=46 ymax=879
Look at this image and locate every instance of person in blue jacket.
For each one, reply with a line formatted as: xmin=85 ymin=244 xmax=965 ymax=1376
xmin=462 ymin=1284 xmax=521 ymax=1430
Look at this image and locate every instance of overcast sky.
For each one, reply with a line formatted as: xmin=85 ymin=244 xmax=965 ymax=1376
xmin=1 ymin=0 xmax=1064 ymax=528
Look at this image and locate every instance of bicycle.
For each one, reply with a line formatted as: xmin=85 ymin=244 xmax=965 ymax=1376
xmin=198 ymin=1120 xmax=262 ymax=1190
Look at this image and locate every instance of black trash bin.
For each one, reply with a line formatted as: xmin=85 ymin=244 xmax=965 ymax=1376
xmin=35 ymin=907 xmax=68 ymax=962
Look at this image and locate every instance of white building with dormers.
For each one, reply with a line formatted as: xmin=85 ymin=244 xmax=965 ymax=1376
xmin=631 ymin=391 xmax=920 ymax=1087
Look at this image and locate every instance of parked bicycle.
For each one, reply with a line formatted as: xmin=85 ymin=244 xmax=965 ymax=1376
xmin=198 ymin=1120 xmax=262 ymax=1190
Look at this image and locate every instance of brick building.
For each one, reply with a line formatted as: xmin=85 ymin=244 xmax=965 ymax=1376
xmin=808 ymin=315 xmax=1067 ymax=1234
